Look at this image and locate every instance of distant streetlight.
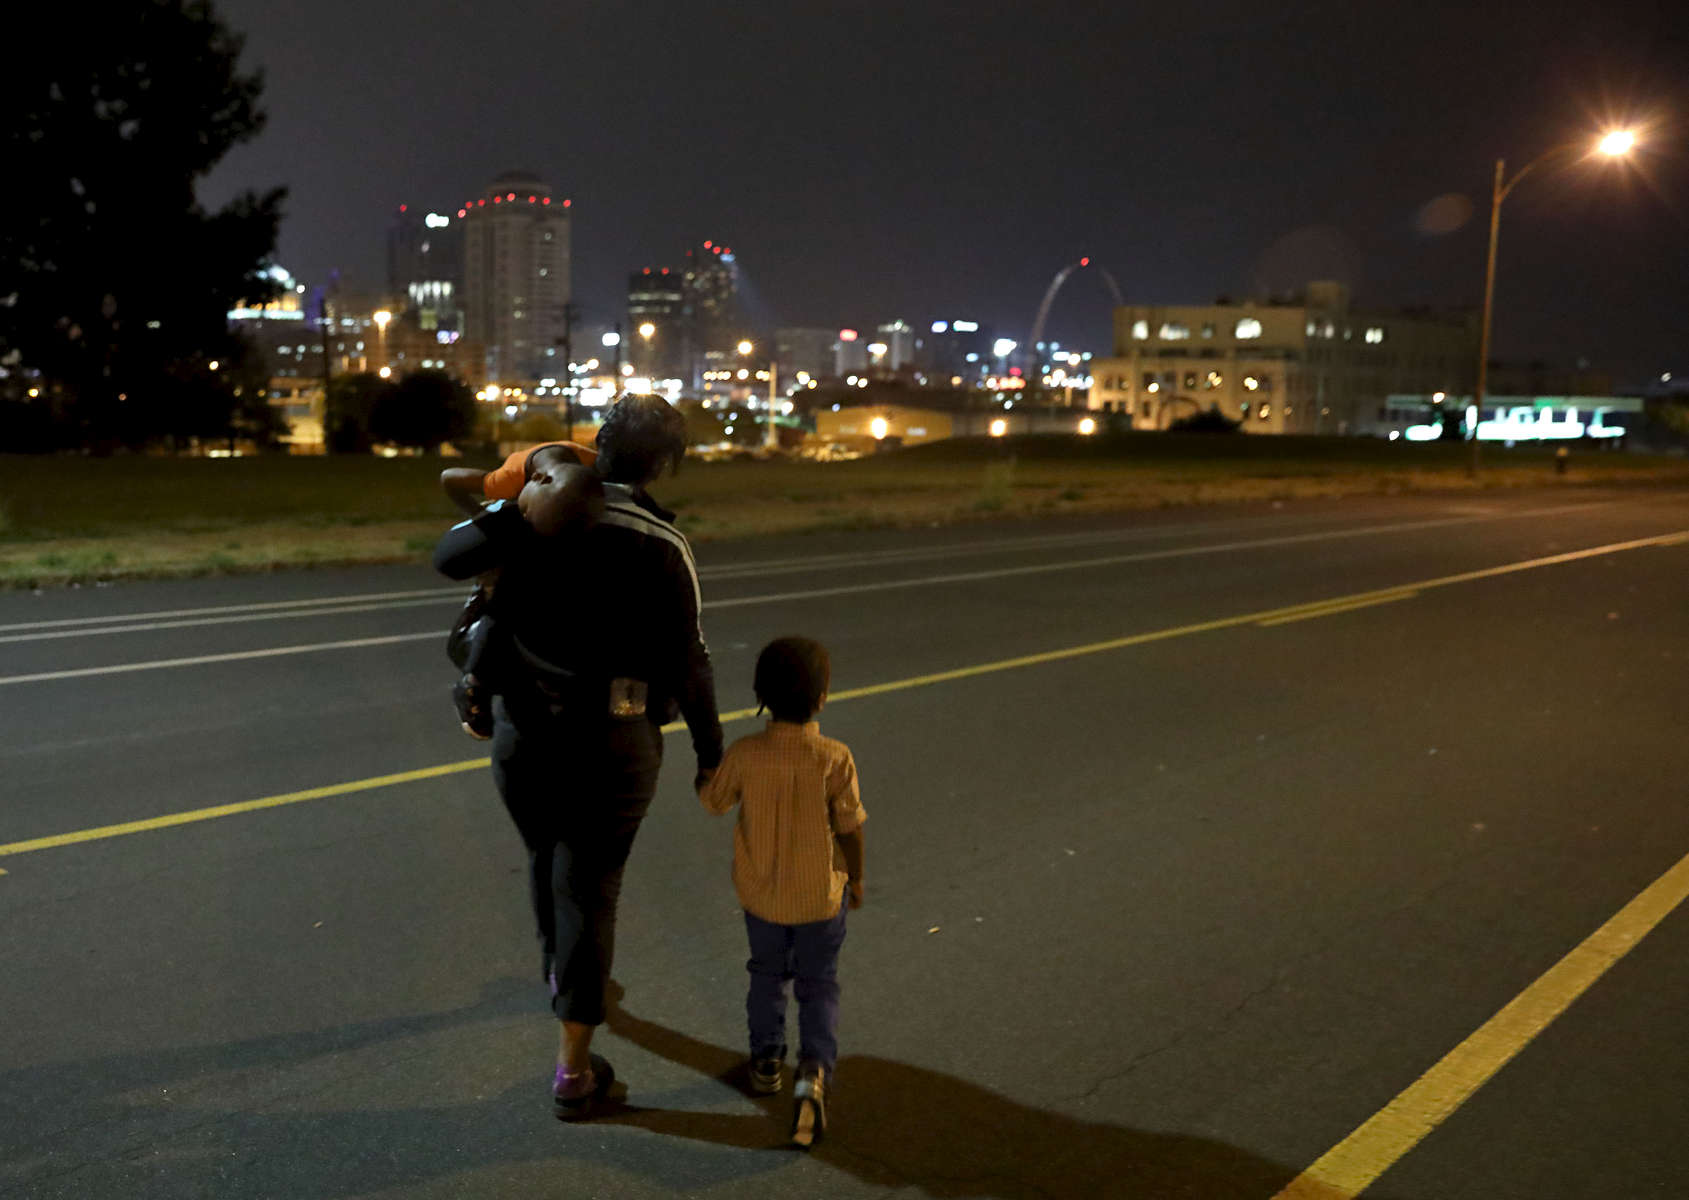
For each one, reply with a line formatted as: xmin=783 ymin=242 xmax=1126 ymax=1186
xmin=603 ymin=326 xmax=623 ymax=398
xmin=373 ymin=309 xmax=392 ymax=375
xmin=637 ymin=322 xmax=657 ymax=377
xmin=870 ymin=416 xmax=889 ymax=440
xmin=1470 ymin=128 xmax=1638 ymax=474
xmin=738 ymin=339 xmax=781 ymax=448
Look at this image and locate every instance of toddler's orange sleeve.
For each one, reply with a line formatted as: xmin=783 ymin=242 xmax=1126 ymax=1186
xmin=481 ymin=447 xmax=532 ymax=501
xmin=483 ymin=441 xmax=599 ymax=501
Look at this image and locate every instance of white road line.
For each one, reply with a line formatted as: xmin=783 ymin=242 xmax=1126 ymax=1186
xmin=0 ymin=586 xmax=466 ymax=633
xmin=0 ymin=595 xmax=457 ymax=645
xmin=4 ymin=513 xmax=1675 ymax=688
xmin=0 ymin=500 xmax=1615 ymax=644
xmin=0 ymin=634 xmax=441 ymax=685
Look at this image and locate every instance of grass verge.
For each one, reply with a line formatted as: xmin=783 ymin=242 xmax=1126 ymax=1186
xmin=4 ymin=436 xmax=1687 ymax=588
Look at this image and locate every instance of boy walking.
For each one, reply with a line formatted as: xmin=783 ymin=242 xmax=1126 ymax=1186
xmin=699 ymin=636 xmax=865 ymax=1147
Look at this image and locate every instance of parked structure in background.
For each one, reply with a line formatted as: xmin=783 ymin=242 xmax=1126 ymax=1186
xmin=833 ymin=329 xmax=869 ymax=379
xmin=682 ymin=241 xmax=741 ymax=362
xmin=1088 ymin=281 xmax=1477 ymax=435
xmin=387 ymin=204 xmax=464 ymax=335
xmin=1380 ymin=394 xmax=1643 ymax=443
xmin=628 ymin=267 xmax=688 ymax=381
xmin=775 ymin=328 xmax=837 ymax=382
xmin=461 ymin=171 xmax=571 ymax=382
xmin=875 ymin=320 xmax=916 ymax=371
xmin=920 ymin=319 xmax=996 ymax=387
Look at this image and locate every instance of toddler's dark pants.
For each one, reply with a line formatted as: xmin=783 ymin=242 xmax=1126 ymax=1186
xmin=745 ymin=905 xmax=848 ymax=1079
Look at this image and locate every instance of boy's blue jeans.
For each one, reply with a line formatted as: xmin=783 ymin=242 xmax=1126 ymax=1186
xmin=744 ymin=905 xmax=848 ymax=1078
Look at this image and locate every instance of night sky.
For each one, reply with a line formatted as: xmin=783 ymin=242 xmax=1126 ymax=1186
xmin=200 ymin=1 xmax=1687 ymax=381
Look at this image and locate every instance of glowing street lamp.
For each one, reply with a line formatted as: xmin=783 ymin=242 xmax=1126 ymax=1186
xmin=870 ymin=416 xmax=889 ymax=440
xmin=1470 ymin=127 xmax=1638 ymax=474
xmin=1598 ymin=129 xmax=1636 ymax=157
xmin=738 ymin=340 xmax=781 ymax=448
xmin=373 ymin=308 xmax=392 ymax=376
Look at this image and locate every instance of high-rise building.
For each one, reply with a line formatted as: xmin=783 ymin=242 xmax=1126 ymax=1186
xmin=461 ymin=171 xmax=571 ymax=382
xmin=775 ymin=328 xmax=836 ymax=382
xmin=876 ymin=320 xmax=916 ymax=371
xmin=682 ymin=241 xmax=741 ymax=358
xmin=627 ymin=267 xmax=687 ymax=380
xmin=923 ymin=319 xmax=994 ymax=384
xmin=834 ymin=328 xmax=869 ymax=378
xmin=387 ymin=204 xmax=464 ymax=334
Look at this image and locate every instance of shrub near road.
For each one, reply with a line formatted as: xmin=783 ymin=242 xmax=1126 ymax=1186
xmin=3 ymin=435 xmax=1687 ymax=587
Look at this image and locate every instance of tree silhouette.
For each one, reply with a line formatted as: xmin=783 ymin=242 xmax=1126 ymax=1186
xmin=323 ymin=373 xmax=395 ymax=455
xmin=371 ymin=370 xmax=477 ymax=451
xmin=0 ymin=0 xmax=284 ymax=449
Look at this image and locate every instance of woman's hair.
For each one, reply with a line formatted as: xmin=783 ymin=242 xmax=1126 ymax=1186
xmin=595 ymin=395 xmax=687 ymax=484
xmin=753 ymin=636 xmax=831 ymax=723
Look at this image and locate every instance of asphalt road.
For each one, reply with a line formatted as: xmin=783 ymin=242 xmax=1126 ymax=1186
xmin=3 ymin=485 xmax=1689 ymax=1199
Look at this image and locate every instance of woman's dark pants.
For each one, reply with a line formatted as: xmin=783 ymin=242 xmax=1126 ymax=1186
xmin=492 ymin=695 xmax=663 ymax=1025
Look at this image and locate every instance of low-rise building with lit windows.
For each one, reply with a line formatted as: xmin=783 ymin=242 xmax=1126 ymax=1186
xmin=1087 ymin=281 xmax=1477 ymax=435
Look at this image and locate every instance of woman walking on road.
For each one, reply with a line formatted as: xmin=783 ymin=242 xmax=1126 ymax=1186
xmin=435 ymin=395 xmax=723 ymax=1118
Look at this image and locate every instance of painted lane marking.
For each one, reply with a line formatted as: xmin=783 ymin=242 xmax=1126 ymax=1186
xmin=0 ymin=633 xmax=441 ymax=686
xmin=3 ymin=527 xmax=1684 ymax=859
xmin=1273 ymin=848 xmax=1689 ymax=1199
xmin=0 ymin=595 xmax=458 ymax=645
xmin=3 ymin=526 xmax=1682 ymax=688
xmin=0 ymin=499 xmax=1618 ymax=643
xmin=1256 ymin=591 xmax=1420 ymax=627
xmin=0 ymin=586 xmax=466 ymax=634
xmin=0 ymin=702 xmax=758 ymax=859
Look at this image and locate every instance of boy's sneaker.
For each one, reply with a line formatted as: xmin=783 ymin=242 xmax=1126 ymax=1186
xmin=790 ymin=1068 xmax=827 ymax=1148
xmin=748 ymin=1055 xmax=783 ymax=1095
xmin=552 ymin=1054 xmax=614 ymax=1122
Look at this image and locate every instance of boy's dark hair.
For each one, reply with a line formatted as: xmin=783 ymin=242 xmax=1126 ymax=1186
xmin=753 ymin=636 xmax=831 ymax=723
xmin=525 ymin=442 xmax=576 ymax=478
xmin=595 ymin=395 xmax=686 ymax=484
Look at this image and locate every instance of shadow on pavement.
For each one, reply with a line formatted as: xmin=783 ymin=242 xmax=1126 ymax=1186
xmin=602 ymin=984 xmax=1361 ymax=1199
xmin=0 ymin=974 xmax=1403 ymax=1200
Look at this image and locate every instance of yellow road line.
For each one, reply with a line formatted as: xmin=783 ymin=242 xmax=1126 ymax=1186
xmin=3 ymin=527 xmax=1684 ymax=865
xmin=1273 ymin=847 xmax=1689 ymax=1199
xmin=0 ymin=760 xmax=492 ymax=857
xmin=1256 ymin=591 xmax=1419 ymax=627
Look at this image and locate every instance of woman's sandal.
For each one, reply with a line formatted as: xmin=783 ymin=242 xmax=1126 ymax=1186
xmin=552 ymin=1054 xmax=615 ymax=1121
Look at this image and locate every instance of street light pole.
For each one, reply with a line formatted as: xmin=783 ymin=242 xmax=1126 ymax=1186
xmin=1468 ymin=129 xmax=1637 ymax=477
xmin=1472 ymin=158 xmax=1505 ymax=476
xmin=558 ymin=301 xmax=578 ymax=441
xmin=765 ymin=358 xmax=780 ymax=450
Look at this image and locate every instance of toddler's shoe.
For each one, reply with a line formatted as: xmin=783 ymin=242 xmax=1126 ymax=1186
xmin=552 ymin=1054 xmax=614 ymax=1122
xmin=748 ymin=1055 xmax=783 ymax=1095
xmin=790 ymin=1067 xmax=827 ymax=1148
xmin=452 ymin=675 xmax=493 ymax=740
